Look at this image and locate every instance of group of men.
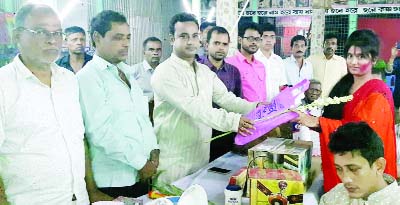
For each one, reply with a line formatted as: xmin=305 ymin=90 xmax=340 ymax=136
xmin=1 ymin=2 xmax=399 ymax=205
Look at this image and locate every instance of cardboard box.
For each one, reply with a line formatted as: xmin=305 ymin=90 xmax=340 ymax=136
xmin=248 ymin=138 xmax=312 ymax=182
xmin=249 ymin=168 xmax=304 ymax=205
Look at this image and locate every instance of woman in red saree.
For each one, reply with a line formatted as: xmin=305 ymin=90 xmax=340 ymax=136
xmin=295 ymin=30 xmax=397 ymax=192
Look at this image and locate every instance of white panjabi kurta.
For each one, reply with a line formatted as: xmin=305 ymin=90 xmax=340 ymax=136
xmin=319 ymin=175 xmax=400 ymax=205
xmin=151 ymin=53 xmax=256 ymax=183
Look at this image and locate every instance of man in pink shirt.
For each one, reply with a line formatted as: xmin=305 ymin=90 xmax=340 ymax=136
xmin=225 ymin=22 xmax=266 ymax=102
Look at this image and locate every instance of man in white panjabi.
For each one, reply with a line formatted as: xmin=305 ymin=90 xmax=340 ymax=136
xmin=151 ymin=13 xmax=260 ymax=183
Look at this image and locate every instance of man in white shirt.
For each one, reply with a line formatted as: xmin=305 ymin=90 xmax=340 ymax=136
xmin=77 ymin=10 xmax=159 ymax=198
xmin=254 ymin=23 xmax=287 ymax=102
xmin=283 ymin=35 xmax=313 ymax=85
xmin=131 ymin=37 xmax=162 ymax=123
xmin=0 ymin=3 xmax=89 ymax=205
xmin=320 ymin=122 xmax=400 ymax=205
xmin=307 ymin=33 xmax=347 ymax=97
xmin=131 ymin=37 xmax=162 ymax=102
xmin=151 ymin=13 xmax=259 ymax=183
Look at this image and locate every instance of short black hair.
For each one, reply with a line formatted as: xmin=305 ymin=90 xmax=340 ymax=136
xmin=238 ymin=21 xmax=260 ymax=38
xmin=290 ymin=35 xmax=307 ymax=47
xmin=259 ymin=23 xmax=276 ymax=34
xmin=329 ymin=122 xmax=384 ymax=167
xmin=143 ymin=36 xmax=162 ymax=49
xmin=324 ymin=32 xmax=338 ymax=42
xmin=206 ymin=26 xmax=230 ymax=43
xmin=200 ymin=21 xmax=216 ymax=32
xmin=344 ymin=29 xmax=380 ymax=61
xmin=90 ymin=10 xmax=127 ymax=47
xmin=65 ymin=26 xmax=86 ymax=37
xmin=169 ymin=12 xmax=199 ymax=35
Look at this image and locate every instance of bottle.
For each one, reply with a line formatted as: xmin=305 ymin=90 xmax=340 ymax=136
xmin=224 ymin=184 xmax=243 ymax=205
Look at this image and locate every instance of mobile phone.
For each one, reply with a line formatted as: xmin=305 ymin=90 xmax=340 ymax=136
xmin=397 ymin=42 xmax=400 ymax=49
xmin=208 ymin=166 xmax=232 ymax=174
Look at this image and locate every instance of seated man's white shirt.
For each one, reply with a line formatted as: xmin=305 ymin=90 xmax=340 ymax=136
xmin=0 ymin=56 xmax=89 ymax=205
xmin=283 ymin=55 xmax=313 ymax=86
xmin=319 ymin=175 xmax=400 ymax=205
xmin=254 ymin=50 xmax=288 ymax=102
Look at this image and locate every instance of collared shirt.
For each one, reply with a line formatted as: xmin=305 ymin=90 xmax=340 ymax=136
xmin=254 ymin=50 xmax=288 ymax=102
xmin=198 ymin=56 xmax=242 ymax=98
xmin=319 ymin=175 xmax=400 ymax=205
xmin=283 ymin=55 xmax=313 ymax=86
xmin=307 ymin=54 xmax=347 ymax=97
xmin=55 ymin=52 xmax=93 ymax=73
xmin=77 ymin=55 xmax=158 ymax=188
xmin=225 ymin=51 xmax=266 ymax=102
xmin=0 ymin=56 xmax=89 ymax=205
xmin=130 ymin=60 xmax=155 ymax=102
xmin=151 ymin=53 xmax=256 ymax=183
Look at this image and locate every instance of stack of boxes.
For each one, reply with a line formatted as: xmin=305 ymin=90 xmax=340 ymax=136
xmin=230 ymin=137 xmax=312 ymax=205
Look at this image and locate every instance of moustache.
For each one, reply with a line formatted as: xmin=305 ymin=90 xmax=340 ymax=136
xmin=296 ymin=51 xmax=303 ymax=53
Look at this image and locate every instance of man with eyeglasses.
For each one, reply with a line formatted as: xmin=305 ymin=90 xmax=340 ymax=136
xmin=56 ymin=26 xmax=93 ymax=73
xmin=0 ymin=3 xmax=89 ymax=205
xmin=283 ymin=35 xmax=313 ymax=86
xmin=77 ymin=10 xmax=159 ymax=198
xmin=254 ymin=23 xmax=288 ymax=102
xmin=307 ymin=33 xmax=347 ymax=98
xmin=225 ymin=21 xmax=267 ymax=102
xmin=151 ymin=13 xmax=260 ymax=183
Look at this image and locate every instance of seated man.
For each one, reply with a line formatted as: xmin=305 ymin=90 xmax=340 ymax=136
xmin=294 ymin=79 xmax=322 ymax=157
xmin=320 ymin=122 xmax=400 ymax=204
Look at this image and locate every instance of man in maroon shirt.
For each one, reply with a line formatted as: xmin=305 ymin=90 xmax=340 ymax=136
xmin=198 ymin=26 xmax=243 ymax=161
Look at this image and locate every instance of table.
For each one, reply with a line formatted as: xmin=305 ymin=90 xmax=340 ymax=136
xmin=142 ymin=152 xmax=323 ymax=205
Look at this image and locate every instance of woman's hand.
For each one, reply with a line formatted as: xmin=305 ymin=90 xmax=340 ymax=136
xmin=291 ymin=109 xmax=320 ymax=128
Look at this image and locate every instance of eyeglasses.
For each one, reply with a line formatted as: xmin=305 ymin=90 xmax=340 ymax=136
xmin=18 ymin=27 xmax=64 ymax=40
xmin=242 ymin=36 xmax=261 ymax=42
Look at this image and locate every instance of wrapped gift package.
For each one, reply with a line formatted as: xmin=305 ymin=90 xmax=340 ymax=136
xmin=249 ymin=168 xmax=304 ymax=205
xmin=248 ymin=137 xmax=312 ymax=182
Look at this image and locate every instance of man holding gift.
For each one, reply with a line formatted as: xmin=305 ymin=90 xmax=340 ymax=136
xmin=77 ymin=10 xmax=159 ymax=197
xmin=151 ymin=12 xmax=260 ymax=183
xmin=320 ymin=122 xmax=400 ymax=204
